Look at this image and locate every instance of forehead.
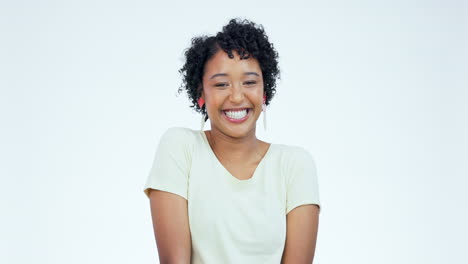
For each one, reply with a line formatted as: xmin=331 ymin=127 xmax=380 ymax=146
xmin=204 ymin=49 xmax=261 ymax=76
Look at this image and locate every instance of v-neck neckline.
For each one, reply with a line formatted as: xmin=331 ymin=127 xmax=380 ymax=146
xmin=200 ymin=130 xmax=274 ymax=184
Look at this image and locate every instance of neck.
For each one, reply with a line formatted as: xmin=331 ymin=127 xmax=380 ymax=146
xmin=206 ymin=127 xmax=261 ymax=163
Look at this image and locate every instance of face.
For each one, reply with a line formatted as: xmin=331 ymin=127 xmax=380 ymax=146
xmin=201 ymin=49 xmax=264 ymax=138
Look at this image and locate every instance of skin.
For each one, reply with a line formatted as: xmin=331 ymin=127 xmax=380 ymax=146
xmin=149 ymin=190 xmax=191 ymax=264
xmin=200 ymin=49 xmax=270 ymax=179
xmin=149 ymin=48 xmax=320 ymax=264
xmin=281 ymin=204 xmax=320 ymax=264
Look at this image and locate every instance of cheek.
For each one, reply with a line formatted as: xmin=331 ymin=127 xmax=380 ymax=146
xmin=246 ymin=90 xmax=263 ymax=104
xmin=205 ymin=96 xmax=222 ymax=113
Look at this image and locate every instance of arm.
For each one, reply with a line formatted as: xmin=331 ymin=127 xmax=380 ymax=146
xmin=149 ymin=189 xmax=192 ymax=264
xmin=281 ymin=204 xmax=320 ymax=264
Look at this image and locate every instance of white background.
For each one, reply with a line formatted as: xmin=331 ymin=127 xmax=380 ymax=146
xmin=1 ymin=0 xmax=467 ymax=263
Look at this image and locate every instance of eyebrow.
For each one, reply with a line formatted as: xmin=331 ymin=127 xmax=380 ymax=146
xmin=209 ymin=72 xmax=260 ymax=79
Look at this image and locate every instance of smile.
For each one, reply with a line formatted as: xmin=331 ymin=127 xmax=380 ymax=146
xmin=222 ymin=108 xmax=251 ymax=123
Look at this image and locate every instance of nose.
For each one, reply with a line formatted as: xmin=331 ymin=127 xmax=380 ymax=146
xmin=229 ymin=83 xmax=244 ymax=104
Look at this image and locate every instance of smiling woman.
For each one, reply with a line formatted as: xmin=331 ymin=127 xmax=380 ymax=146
xmin=201 ymin=48 xmax=264 ymax=137
xmin=143 ymin=18 xmax=321 ymax=264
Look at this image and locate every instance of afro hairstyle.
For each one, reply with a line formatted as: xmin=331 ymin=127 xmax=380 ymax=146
xmin=178 ymin=18 xmax=280 ymax=120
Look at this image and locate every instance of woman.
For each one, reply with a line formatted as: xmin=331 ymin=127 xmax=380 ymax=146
xmin=143 ymin=18 xmax=321 ymax=264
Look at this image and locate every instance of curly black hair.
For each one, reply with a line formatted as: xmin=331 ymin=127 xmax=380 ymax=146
xmin=178 ymin=18 xmax=280 ymax=120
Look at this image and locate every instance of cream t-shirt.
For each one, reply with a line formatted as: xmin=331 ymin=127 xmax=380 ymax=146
xmin=143 ymin=127 xmax=321 ymax=264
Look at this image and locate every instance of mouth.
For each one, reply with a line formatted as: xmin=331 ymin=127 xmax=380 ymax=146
xmin=222 ymin=108 xmax=252 ymax=123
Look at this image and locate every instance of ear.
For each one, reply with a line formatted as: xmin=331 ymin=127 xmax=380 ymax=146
xmin=198 ymin=84 xmax=204 ymax=99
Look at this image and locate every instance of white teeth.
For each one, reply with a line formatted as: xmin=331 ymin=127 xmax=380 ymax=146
xmin=225 ymin=109 xmax=248 ymax=119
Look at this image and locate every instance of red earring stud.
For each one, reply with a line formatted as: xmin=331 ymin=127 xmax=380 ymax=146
xmin=198 ymin=97 xmax=205 ymax=108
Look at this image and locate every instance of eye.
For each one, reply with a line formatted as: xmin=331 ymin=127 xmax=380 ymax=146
xmin=244 ymin=81 xmax=257 ymax=85
xmin=215 ymin=83 xmax=229 ymax=87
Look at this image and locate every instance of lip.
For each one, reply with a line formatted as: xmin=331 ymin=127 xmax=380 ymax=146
xmin=222 ymin=108 xmax=252 ymax=123
xmin=222 ymin=107 xmax=250 ymax=111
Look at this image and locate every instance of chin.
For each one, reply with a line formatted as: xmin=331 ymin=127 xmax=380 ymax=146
xmin=224 ymin=124 xmax=257 ymax=138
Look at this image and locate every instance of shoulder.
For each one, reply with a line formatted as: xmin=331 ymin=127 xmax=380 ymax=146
xmin=274 ymin=143 xmax=315 ymax=162
xmin=273 ymin=143 xmax=316 ymax=172
xmin=159 ymin=127 xmax=199 ymax=143
xmin=160 ymin=127 xmax=198 ymax=140
xmin=157 ymin=127 xmax=199 ymax=151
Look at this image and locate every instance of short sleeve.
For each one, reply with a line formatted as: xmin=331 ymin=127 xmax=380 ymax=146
xmin=285 ymin=147 xmax=322 ymax=215
xmin=143 ymin=127 xmax=193 ymax=200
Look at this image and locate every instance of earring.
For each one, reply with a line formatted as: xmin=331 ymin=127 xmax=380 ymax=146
xmin=198 ymin=97 xmax=206 ymax=131
xmin=262 ymin=96 xmax=267 ymax=131
xmin=200 ymin=114 xmax=206 ymax=131
xmin=197 ymin=97 xmax=205 ymax=108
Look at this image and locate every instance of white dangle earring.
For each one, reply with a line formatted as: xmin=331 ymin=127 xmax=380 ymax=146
xmin=198 ymin=97 xmax=206 ymax=131
xmin=200 ymin=114 xmax=206 ymax=131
